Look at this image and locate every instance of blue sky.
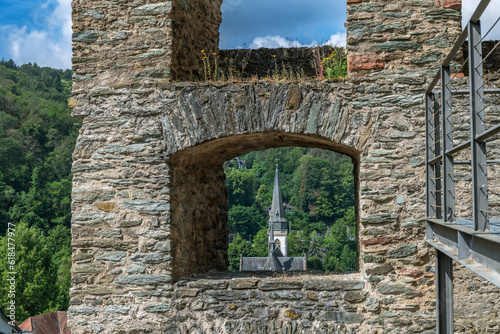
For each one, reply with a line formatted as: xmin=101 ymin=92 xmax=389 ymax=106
xmin=0 ymin=0 xmax=498 ymax=69
xmin=0 ymin=0 xmax=72 ymax=69
xmin=219 ymin=0 xmax=347 ymax=49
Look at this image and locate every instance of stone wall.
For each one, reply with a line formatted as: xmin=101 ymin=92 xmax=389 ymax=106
xmin=162 ymin=273 xmax=434 ymax=334
xmin=69 ymin=75 xmax=442 ymax=334
xmin=346 ymin=0 xmax=461 ymax=72
xmin=170 ymin=0 xmax=223 ymax=80
xmin=454 ymin=264 xmax=500 ymax=333
xmin=170 ymin=164 xmax=229 ymax=279
xmin=71 ymin=0 xmax=222 ymax=90
xmin=68 ymin=0 xmax=472 ymax=333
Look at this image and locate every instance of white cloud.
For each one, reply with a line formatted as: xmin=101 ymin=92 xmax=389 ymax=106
xmin=248 ymin=33 xmax=346 ymax=49
xmin=462 ymin=0 xmax=500 ymax=40
xmin=249 ymin=36 xmax=301 ymax=49
xmin=48 ymin=0 xmax=73 ymax=40
xmin=0 ymin=0 xmax=72 ymax=69
xmin=323 ymin=33 xmax=347 ymax=47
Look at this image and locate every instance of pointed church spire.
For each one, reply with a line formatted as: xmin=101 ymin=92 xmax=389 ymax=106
xmin=269 ymin=164 xmax=286 ymax=223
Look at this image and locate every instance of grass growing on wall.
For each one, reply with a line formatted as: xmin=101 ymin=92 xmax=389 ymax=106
xmin=197 ymin=46 xmax=347 ymax=83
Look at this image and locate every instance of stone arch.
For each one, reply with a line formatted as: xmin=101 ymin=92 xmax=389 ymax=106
xmin=168 ymin=131 xmax=360 ymax=280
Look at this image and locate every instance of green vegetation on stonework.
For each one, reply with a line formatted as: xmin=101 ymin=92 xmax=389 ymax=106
xmin=0 ymin=59 xmax=76 ymax=321
xmin=199 ymin=46 xmax=347 ymax=82
xmin=224 ymin=147 xmax=356 ymax=272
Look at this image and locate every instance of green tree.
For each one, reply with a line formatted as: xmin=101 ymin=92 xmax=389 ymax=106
xmin=308 ymin=232 xmax=324 ymax=259
xmin=251 ymin=227 xmax=269 ymax=257
xmin=227 ymin=234 xmax=253 ymax=271
xmin=322 ymin=207 xmax=356 ymax=272
xmin=46 ymin=225 xmax=71 ymax=310
xmin=0 ymin=60 xmax=78 ymax=232
xmin=307 ymin=257 xmax=324 ymax=271
xmin=0 ymin=60 xmax=77 ymax=315
xmin=287 ymin=230 xmax=309 ymax=257
xmin=228 ymin=204 xmax=267 ymax=240
xmin=225 ymin=168 xmax=257 ymax=207
xmin=0 ymin=222 xmax=58 ymax=321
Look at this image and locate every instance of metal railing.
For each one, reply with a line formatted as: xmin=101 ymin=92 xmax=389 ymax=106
xmin=424 ymin=0 xmax=500 ymax=332
xmin=426 ymin=0 xmax=500 ymax=230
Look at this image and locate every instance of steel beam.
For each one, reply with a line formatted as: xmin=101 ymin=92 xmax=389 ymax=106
xmin=476 ymin=122 xmax=500 ymax=142
xmin=432 ymin=88 xmax=500 ymax=96
xmin=470 ymin=0 xmax=491 ymax=23
xmin=426 ymin=93 xmax=434 ymax=218
xmin=469 ymin=20 xmax=489 ymax=232
xmin=445 ymin=139 xmax=471 ymax=157
xmin=436 ymin=249 xmax=454 ymax=334
xmin=426 ymin=218 xmax=500 ymax=289
xmin=441 ymin=66 xmax=455 ymax=222
xmin=434 ymin=93 xmax=442 ymax=220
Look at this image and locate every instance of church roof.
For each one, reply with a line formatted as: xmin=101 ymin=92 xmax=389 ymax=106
xmin=18 ymin=311 xmax=69 ymax=334
xmin=269 ymin=164 xmax=287 ymax=223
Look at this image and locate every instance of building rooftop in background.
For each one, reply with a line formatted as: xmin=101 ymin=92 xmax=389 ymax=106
xmin=18 ymin=311 xmax=69 ymax=334
xmin=0 ymin=309 xmax=22 ymax=334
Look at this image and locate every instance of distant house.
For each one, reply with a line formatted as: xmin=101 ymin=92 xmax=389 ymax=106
xmin=282 ymin=203 xmax=295 ymax=213
xmin=18 ymin=311 xmax=69 ymax=334
xmin=0 ymin=309 xmax=22 ymax=334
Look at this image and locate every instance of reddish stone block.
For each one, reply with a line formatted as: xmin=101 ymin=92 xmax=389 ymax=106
xmin=347 ymin=0 xmax=362 ymax=3
xmin=443 ymin=0 xmax=461 ymax=9
xmin=348 ymin=55 xmax=384 ymax=72
xmin=362 ymin=237 xmax=396 ymax=246
xmin=399 ymin=267 xmax=424 ymax=277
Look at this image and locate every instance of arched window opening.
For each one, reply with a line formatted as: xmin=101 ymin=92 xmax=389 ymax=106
xmin=168 ymin=133 xmax=359 ymax=281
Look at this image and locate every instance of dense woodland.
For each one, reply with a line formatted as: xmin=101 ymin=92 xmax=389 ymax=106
xmin=0 ymin=59 xmax=356 ymax=322
xmin=0 ymin=59 xmax=76 ymax=321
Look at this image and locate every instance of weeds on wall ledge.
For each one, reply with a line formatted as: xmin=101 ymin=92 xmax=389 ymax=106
xmin=194 ymin=46 xmax=347 ymax=83
xmin=313 ymin=48 xmax=348 ymax=81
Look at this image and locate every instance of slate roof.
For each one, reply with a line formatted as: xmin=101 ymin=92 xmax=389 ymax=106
xmin=18 ymin=312 xmax=69 ymax=334
xmin=269 ymin=164 xmax=287 ymax=223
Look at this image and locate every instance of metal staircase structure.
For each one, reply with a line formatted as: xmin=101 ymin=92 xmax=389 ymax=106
xmin=425 ymin=0 xmax=500 ymax=332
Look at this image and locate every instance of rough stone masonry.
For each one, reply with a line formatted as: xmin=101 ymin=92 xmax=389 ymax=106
xmin=66 ymin=0 xmax=497 ymax=333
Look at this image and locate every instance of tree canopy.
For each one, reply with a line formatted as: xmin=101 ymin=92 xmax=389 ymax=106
xmin=0 ymin=59 xmax=75 ymax=322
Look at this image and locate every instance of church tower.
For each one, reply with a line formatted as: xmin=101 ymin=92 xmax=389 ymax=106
xmin=268 ymin=164 xmax=288 ymax=256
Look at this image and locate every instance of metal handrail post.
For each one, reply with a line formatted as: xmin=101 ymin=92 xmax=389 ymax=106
xmin=469 ymin=20 xmax=489 ymax=232
xmin=441 ymin=66 xmax=455 ymax=222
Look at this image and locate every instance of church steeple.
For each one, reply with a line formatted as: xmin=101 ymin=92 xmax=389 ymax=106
xmin=268 ymin=163 xmax=288 ymax=257
xmin=269 ymin=164 xmax=286 ymax=223
xmin=241 ymin=163 xmax=305 ymax=272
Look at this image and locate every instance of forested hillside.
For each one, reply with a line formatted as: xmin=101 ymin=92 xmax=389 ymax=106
xmin=0 ymin=59 xmax=77 ymax=321
xmin=225 ymin=147 xmax=356 ymax=272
